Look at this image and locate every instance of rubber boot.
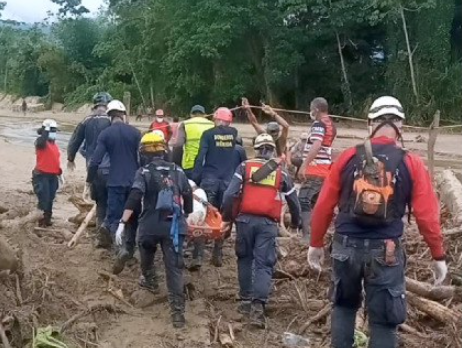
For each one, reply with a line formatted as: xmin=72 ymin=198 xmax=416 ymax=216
xmin=112 ymin=246 xmax=131 ymax=275
xmin=211 ymin=240 xmax=223 ymax=267
xmin=189 ymin=238 xmax=205 ymax=271
xmin=138 ymin=271 xmax=159 ymax=293
xmin=38 ymin=212 xmax=52 ymax=227
xmin=172 ymin=312 xmax=186 ymax=329
xmin=300 ymin=211 xmax=311 ymax=244
xmin=250 ymin=301 xmax=266 ymax=328
xmin=95 ymin=225 xmax=112 ymax=249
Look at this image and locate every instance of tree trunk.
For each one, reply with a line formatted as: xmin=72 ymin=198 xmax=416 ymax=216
xmin=407 ymin=292 xmax=462 ymax=323
xmin=399 ymin=6 xmax=419 ymax=104
xmin=335 ymin=31 xmax=353 ymax=111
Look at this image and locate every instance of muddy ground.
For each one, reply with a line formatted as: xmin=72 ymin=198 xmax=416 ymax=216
xmin=0 ymin=107 xmax=461 ymax=348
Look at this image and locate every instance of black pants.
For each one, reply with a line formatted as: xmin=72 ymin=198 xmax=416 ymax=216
xmin=139 ymin=233 xmax=185 ymax=314
xmin=32 ymin=171 xmax=59 ymax=214
xmin=298 ymin=176 xmax=324 ymax=212
xmin=90 ymin=170 xmax=108 ymax=227
xmin=330 ymin=234 xmax=406 ymax=348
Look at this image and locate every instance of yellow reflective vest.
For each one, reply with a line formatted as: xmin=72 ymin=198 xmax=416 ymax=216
xmin=182 ymin=117 xmax=214 ymax=170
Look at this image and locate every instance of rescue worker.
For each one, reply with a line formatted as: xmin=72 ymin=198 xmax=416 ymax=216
xmin=190 ymin=107 xmax=238 ymax=269
xmin=307 ymin=96 xmax=447 ymax=348
xmin=241 ymin=97 xmax=289 ymax=157
xmin=87 ymin=100 xmax=141 ymax=273
xmin=169 ymin=116 xmax=180 ymax=151
xmin=67 ymin=92 xmax=112 ymax=231
xmin=286 ymin=132 xmax=309 ymax=178
xmin=172 ymin=105 xmax=213 ymax=178
xmin=298 ymin=97 xmax=336 ymax=243
xmin=221 ymin=133 xmax=301 ymax=327
xmin=115 ymin=132 xmax=192 ymax=328
xmin=32 ymin=119 xmax=63 ymax=227
xmin=149 ymin=109 xmax=172 ymax=143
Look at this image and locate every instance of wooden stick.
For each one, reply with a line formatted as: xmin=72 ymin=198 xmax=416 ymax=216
xmin=298 ymin=303 xmax=331 ymax=334
xmin=406 ymin=277 xmax=460 ymax=301
xmin=407 ymin=291 xmax=462 ymax=323
xmin=427 ymin=110 xmax=440 ymax=180
xmin=67 ymin=205 xmax=96 ymax=248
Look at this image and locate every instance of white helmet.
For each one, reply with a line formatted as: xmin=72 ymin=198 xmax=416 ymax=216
xmin=106 ymin=100 xmax=127 ymax=114
xmin=188 ymin=179 xmax=197 ymax=190
xmin=254 ymin=133 xmax=276 ymax=149
xmin=151 ymin=129 xmax=165 ymax=140
xmin=368 ymin=96 xmax=405 ymax=120
xmin=42 ymin=119 xmax=58 ymax=129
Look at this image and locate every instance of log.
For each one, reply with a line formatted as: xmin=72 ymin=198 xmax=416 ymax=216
xmin=427 ymin=110 xmax=440 ymax=179
xmin=406 ymin=292 xmax=462 ymax=323
xmin=219 ymin=333 xmax=234 ymax=347
xmin=436 ymin=170 xmax=462 ymax=226
xmin=0 ymin=235 xmax=18 ymax=272
xmin=406 ymin=277 xmax=461 ymax=302
xmin=67 ymin=205 xmax=96 ymax=248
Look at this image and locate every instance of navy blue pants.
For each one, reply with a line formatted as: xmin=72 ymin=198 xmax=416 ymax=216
xmin=330 ymin=235 xmax=406 ymax=348
xmin=32 ymin=172 xmax=59 ymax=213
xmin=235 ymin=218 xmax=278 ymax=303
xmin=107 ymin=186 xmax=138 ymax=252
xmin=90 ymin=170 xmax=108 ymax=227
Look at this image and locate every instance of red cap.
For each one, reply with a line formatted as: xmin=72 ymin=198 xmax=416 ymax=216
xmin=214 ymin=107 xmax=233 ymax=123
xmin=155 ymin=109 xmax=164 ymax=117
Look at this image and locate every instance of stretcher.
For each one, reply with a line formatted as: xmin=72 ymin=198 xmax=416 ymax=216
xmin=186 ymin=193 xmax=224 ymax=240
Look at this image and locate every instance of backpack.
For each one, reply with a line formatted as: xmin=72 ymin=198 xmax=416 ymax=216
xmin=145 ymin=163 xmax=180 ymax=213
xmin=352 ymin=139 xmax=405 ymax=225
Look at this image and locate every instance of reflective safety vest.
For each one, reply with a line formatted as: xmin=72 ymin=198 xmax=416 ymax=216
xmin=182 ymin=117 xmax=214 ymax=170
xmin=239 ymin=159 xmax=283 ymax=221
xmin=36 ymin=141 xmax=62 ymax=175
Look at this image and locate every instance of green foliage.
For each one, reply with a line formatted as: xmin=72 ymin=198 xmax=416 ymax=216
xmin=0 ymin=0 xmax=460 ymax=123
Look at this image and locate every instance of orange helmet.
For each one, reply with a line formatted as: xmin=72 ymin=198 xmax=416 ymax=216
xmin=214 ymin=107 xmax=233 ymax=123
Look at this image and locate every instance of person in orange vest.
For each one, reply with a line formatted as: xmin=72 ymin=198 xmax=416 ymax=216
xmin=32 ymin=119 xmax=64 ymax=227
xmin=221 ymin=133 xmax=301 ymax=327
xmin=149 ymin=109 xmax=172 ymax=143
xmin=298 ymin=97 xmax=337 ymax=243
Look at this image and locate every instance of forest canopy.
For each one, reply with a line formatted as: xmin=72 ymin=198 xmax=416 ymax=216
xmin=0 ymin=0 xmax=461 ymax=124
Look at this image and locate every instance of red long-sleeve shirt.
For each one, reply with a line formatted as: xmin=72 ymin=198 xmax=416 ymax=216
xmin=310 ymin=136 xmax=445 ymax=260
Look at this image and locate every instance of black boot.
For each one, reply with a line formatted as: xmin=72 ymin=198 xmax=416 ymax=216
xmin=188 ymin=239 xmax=204 ymax=271
xmin=237 ymin=300 xmax=252 ymax=316
xmin=211 ymin=241 xmax=223 ymax=267
xmin=95 ymin=225 xmax=112 ymax=249
xmin=250 ymin=301 xmax=266 ymax=328
xmin=38 ymin=212 xmax=52 ymax=227
xmin=172 ymin=312 xmax=186 ymax=329
xmin=112 ymin=247 xmax=131 ymax=275
xmin=138 ymin=271 xmax=159 ymax=293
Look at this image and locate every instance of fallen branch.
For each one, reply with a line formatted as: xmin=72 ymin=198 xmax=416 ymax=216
xmin=67 ymin=205 xmax=96 ymax=248
xmin=407 ymin=292 xmax=462 ymax=323
xmin=60 ymin=303 xmax=126 ymax=333
xmin=298 ymin=303 xmax=331 ymax=335
xmin=436 ymin=170 xmax=462 ymax=227
xmin=406 ymin=277 xmax=461 ymax=302
xmin=0 ymin=321 xmax=12 ymax=348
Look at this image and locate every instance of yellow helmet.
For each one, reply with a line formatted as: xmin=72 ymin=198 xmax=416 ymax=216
xmin=140 ymin=131 xmax=166 ymax=153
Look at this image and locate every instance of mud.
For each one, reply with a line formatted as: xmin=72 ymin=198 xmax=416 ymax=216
xmin=0 ymin=106 xmax=461 ymax=347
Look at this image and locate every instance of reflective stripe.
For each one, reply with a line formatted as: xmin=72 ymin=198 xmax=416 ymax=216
xmin=283 ymin=187 xmax=296 ymax=196
xmin=234 ymin=173 xmax=243 ymax=181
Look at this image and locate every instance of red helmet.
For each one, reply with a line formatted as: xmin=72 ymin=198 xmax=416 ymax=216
xmin=214 ymin=107 xmax=233 ymax=123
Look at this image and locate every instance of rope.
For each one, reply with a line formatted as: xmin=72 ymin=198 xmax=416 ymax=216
xmin=225 ymin=105 xmax=462 ymax=131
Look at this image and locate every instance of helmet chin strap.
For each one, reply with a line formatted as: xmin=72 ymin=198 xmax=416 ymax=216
xmin=370 ymin=119 xmax=405 ymax=148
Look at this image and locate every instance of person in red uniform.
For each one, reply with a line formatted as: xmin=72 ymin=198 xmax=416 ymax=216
xmin=221 ymin=133 xmax=301 ymax=327
xmin=149 ymin=109 xmax=172 ymax=143
xmin=32 ymin=119 xmax=64 ymax=227
xmin=307 ymin=96 xmax=447 ymax=348
xmin=298 ymin=97 xmax=336 ymax=243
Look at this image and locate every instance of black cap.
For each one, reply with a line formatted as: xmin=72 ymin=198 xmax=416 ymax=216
xmin=190 ymin=105 xmax=205 ymax=114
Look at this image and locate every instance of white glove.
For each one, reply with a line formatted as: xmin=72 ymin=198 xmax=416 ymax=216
xmin=58 ymin=174 xmax=65 ymax=187
xmin=307 ymin=246 xmax=325 ymax=272
xmin=432 ymin=260 xmax=448 ymax=286
xmin=115 ymin=223 xmax=125 ymax=246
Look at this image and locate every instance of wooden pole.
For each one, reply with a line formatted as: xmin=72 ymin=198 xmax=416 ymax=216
xmin=67 ymin=205 xmax=96 ymax=248
xmin=427 ymin=110 xmax=440 ymax=179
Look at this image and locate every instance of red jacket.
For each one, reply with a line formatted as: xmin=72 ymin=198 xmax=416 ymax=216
xmin=149 ymin=120 xmax=172 ymax=143
xmin=310 ymin=136 xmax=445 ymax=260
xmin=36 ymin=141 xmax=62 ymax=175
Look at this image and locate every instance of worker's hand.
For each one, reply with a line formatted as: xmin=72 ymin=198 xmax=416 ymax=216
xmin=307 ymin=246 xmax=324 ymax=272
xmin=261 ymin=103 xmax=276 ymax=117
xmin=241 ymin=97 xmax=251 ymax=110
xmin=432 ymin=260 xmax=448 ymax=286
xmin=115 ymin=223 xmax=125 ymax=246
xmin=67 ymin=161 xmax=76 ymax=172
xmin=58 ymin=174 xmax=65 ymax=189
xmin=298 ymin=166 xmax=307 ymax=182
xmin=221 ymin=221 xmax=232 ymax=237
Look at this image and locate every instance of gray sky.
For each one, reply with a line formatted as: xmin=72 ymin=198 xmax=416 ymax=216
xmin=3 ymin=0 xmax=104 ymax=23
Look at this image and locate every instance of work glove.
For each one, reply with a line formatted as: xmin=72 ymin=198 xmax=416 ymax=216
xmin=67 ymin=161 xmax=76 ymax=172
xmin=115 ymin=223 xmax=125 ymax=246
xmin=432 ymin=260 xmax=448 ymax=286
xmin=58 ymin=174 xmax=65 ymax=189
xmin=307 ymin=246 xmax=324 ymax=273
